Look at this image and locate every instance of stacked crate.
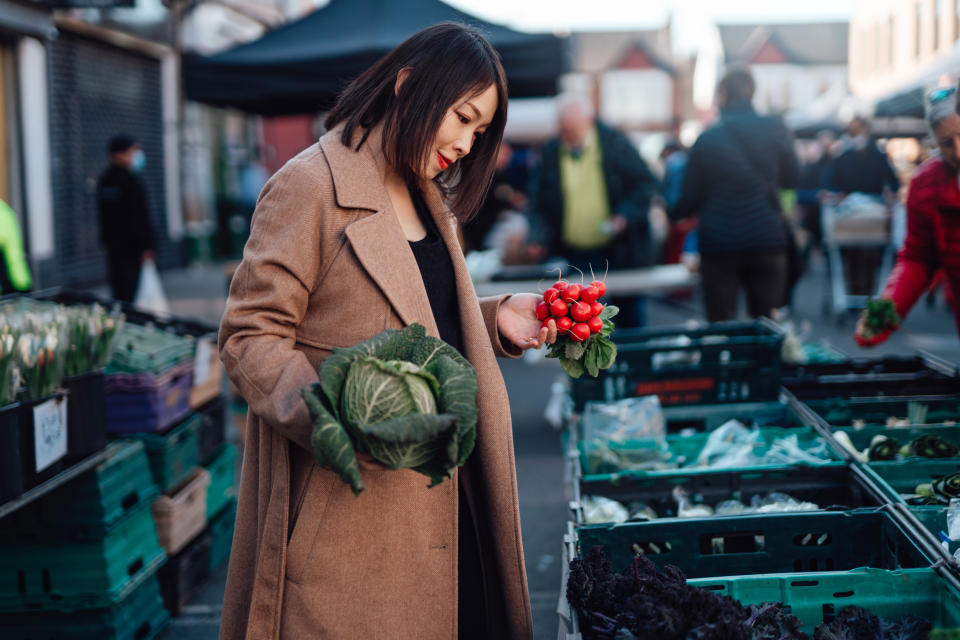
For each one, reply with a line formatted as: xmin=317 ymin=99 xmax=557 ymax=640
xmin=104 ymin=321 xmax=236 ymax=617
xmin=0 ymin=441 xmax=170 ymax=639
xmin=559 ymin=322 xmax=960 ymax=638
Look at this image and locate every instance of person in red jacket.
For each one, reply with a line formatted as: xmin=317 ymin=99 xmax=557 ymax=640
xmin=855 ymin=86 xmax=960 ymax=345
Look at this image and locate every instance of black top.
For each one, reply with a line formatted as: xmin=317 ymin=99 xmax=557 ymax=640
xmin=827 ymin=145 xmax=901 ymax=196
xmin=96 ymin=164 xmax=156 ymax=259
xmin=669 ymin=103 xmax=799 ymax=256
xmin=407 ymin=189 xmax=464 ymax=357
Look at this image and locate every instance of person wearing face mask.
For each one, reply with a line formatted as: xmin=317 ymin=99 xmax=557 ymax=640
xmin=218 ymin=24 xmax=550 ymax=640
xmin=855 ymin=87 xmax=960 ymax=344
xmin=96 ymin=134 xmax=156 ymax=302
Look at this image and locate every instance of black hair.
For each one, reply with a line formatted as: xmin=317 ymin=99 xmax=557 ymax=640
xmin=718 ymin=64 xmax=755 ymax=106
xmin=107 ymin=134 xmax=137 ymax=154
xmin=324 ymin=23 xmax=508 ymax=223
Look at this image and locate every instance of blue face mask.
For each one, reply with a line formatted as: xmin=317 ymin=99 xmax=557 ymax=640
xmin=130 ymin=149 xmax=146 ymax=173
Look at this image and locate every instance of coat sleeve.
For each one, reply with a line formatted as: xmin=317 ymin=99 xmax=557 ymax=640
xmin=526 ymin=142 xmax=562 ymax=255
xmin=218 ymin=161 xmax=326 ymax=453
xmin=479 ymin=295 xmax=523 ymax=359
xmin=607 ymin=128 xmax=659 ymax=225
xmin=881 ymin=180 xmax=938 ymax=320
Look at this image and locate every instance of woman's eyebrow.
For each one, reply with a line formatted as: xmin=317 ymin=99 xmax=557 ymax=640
xmin=464 ymin=101 xmax=492 ymax=126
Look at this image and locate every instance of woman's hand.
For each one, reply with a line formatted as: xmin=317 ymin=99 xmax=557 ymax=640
xmin=497 ymin=293 xmax=558 ymax=350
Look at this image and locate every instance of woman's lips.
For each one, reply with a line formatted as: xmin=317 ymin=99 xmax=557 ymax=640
xmin=437 ymin=153 xmax=450 ymax=170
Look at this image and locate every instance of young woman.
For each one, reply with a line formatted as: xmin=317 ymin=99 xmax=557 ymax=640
xmin=218 ymin=23 xmax=552 ymax=640
xmin=855 ymin=86 xmax=960 ymax=345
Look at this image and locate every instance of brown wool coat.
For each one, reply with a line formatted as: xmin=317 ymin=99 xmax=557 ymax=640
xmin=218 ymin=126 xmax=533 ymax=640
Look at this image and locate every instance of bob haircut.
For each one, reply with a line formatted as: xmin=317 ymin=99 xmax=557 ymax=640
xmin=325 ymin=23 xmax=508 ymax=223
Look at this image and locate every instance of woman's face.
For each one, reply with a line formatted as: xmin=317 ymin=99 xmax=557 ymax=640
xmin=935 ymin=113 xmax=960 ymax=172
xmin=423 ymin=83 xmax=498 ymax=179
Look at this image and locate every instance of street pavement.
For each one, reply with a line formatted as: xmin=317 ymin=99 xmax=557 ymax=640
xmin=152 ymin=252 xmax=959 ymax=640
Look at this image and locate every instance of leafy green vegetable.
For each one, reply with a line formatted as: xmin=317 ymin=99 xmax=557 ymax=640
xmin=546 ymin=305 xmax=619 ymax=379
xmin=861 ymin=297 xmax=900 ymax=338
xmin=903 ymin=434 xmax=958 ymax=459
xmin=868 ymin=435 xmax=899 ymax=461
xmin=302 ymin=324 xmax=478 ymax=496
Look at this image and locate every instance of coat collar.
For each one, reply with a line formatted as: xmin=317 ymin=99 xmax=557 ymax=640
xmin=319 ymin=124 xmax=458 ymax=339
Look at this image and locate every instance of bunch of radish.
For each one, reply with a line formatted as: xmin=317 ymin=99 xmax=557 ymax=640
xmin=537 ymin=272 xmax=618 ymax=378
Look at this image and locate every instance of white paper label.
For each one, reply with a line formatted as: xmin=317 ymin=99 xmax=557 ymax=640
xmin=34 ymin=396 xmax=67 ymax=472
xmin=193 ymin=338 xmax=214 ymax=386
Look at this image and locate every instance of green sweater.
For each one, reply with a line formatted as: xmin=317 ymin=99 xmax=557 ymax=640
xmin=0 ymin=199 xmax=32 ymax=292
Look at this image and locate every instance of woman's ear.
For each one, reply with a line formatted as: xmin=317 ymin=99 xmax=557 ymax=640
xmin=394 ymin=67 xmax=413 ymax=96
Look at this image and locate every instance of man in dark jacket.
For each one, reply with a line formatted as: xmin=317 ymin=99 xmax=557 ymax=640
xmin=529 ymin=95 xmax=659 ymax=327
xmin=670 ymin=65 xmax=799 ymax=322
xmin=97 ymin=134 xmax=156 ymax=302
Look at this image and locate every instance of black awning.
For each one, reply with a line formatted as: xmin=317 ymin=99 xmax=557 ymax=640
xmin=874 ymin=87 xmax=925 ymax=120
xmin=0 ymin=1 xmax=57 ymax=39
xmin=183 ymin=0 xmax=568 ymax=116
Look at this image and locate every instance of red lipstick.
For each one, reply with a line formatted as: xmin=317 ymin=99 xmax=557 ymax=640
xmin=437 ymin=153 xmax=450 ymax=170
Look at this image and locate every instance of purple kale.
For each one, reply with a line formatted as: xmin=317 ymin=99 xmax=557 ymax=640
xmin=880 ymin=615 xmax=932 ymax=640
xmin=813 ymin=607 xmax=881 ymax=640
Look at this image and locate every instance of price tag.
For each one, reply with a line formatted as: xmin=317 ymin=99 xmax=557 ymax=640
xmin=193 ymin=338 xmax=213 ymax=386
xmin=34 ymin=396 xmax=68 ymax=472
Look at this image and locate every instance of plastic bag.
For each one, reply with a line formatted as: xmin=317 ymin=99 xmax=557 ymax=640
xmin=133 ymin=259 xmax=170 ymax=316
xmin=582 ymin=395 xmax=665 ymax=444
xmin=581 ymin=495 xmax=629 ymax=524
xmin=687 ymin=420 xmax=763 ymax=469
xmin=764 ymin=434 xmax=833 ymax=466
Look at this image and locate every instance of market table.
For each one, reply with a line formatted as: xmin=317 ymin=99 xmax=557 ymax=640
xmin=472 ymin=264 xmax=699 ymax=298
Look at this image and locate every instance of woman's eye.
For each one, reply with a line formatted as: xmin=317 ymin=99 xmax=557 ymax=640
xmin=458 ymin=113 xmax=470 ymax=124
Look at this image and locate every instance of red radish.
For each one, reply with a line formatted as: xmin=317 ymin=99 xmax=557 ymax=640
xmin=590 ymin=280 xmax=607 ymax=297
xmin=556 ymin=317 xmax=573 ymax=333
xmin=570 ymin=301 xmax=592 ymax=323
xmin=570 ymin=323 xmax=590 ymax=342
xmin=536 ymin=301 xmax=549 ymax=321
xmin=541 ymin=317 xmax=555 ymax=329
xmin=590 ymin=301 xmax=604 ymax=317
xmin=552 ymin=280 xmax=568 ymax=291
xmin=580 ymin=285 xmax=599 ymax=304
xmin=561 ymin=284 xmax=582 ymax=302
xmin=588 ymin=316 xmax=603 ymax=334
xmin=543 ymin=288 xmax=560 ymax=304
xmin=550 ymin=299 xmax=568 ymax=317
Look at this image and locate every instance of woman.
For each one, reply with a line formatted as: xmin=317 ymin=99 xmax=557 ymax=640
xmin=855 ymin=86 xmax=960 ymax=345
xmin=218 ymin=24 xmax=553 ymax=640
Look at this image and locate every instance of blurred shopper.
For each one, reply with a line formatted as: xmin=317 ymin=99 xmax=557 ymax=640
xmin=796 ymin=131 xmax=836 ymax=253
xmin=855 ymin=87 xmax=960 ymax=344
xmin=462 ymin=141 xmax=541 ymax=263
xmin=669 ymin=65 xmax=799 ymax=322
xmin=529 ymin=94 xmax=659 ymax=327
xmin=218 ymin=24 xmax=546 ymax=640
xmin=97 ymin=134 xmax=156 ymax=303
xmin=825 ymin=117 xmax=901 ymax=296
xmin=0 ymin=198 xmax=31 ymax=293
xmin=659 ymin=138 xmax=696 ymax=265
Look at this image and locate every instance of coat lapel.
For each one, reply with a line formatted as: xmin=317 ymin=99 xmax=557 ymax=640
xmin=320 ymin=127 xmax=439 ymax=337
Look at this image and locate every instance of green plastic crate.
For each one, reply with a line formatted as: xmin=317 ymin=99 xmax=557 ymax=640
xmin=209 ymin=499 xmax=237 ymax=573
xmin=1 ymin=573 xmax=170 ymax=640
xmin=576 ymin=510 xmax=934 ymax=579
xmin=860 ymin=458 xmax=960 ymax=505
xmin=832 ymin=424 xmax=960 ymax=455
xmin=107 ymin=324 xmax=194 ymax=375
xmin=578 ymin=463 xmax=885 ymax=522
xmin=32 ymin=441 xmax=160 ymax=540
xmin=689 ymin=568 xmax=960 ymax=630
xmin=579 ymin=426 xmax=838 ymax=477
xmin=0 ymin=502 xmax=166 ymax=611
xmin=205 ymin=443 xmax=237 ymax=520
xmin=806 ymin=395 xmax=960 ymax=428
xmin=124 ymin=413 xmax=202 ymax=493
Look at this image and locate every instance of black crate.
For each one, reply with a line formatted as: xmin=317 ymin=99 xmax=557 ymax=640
xmin=196 ymin=397 xmax=226 ymax=467
xmin=158 ymin=528 xmax=211 ymax=616
xmin=571 ymin=319 xmax=784 ymax=409
xmin=64 ymin=371 xmax=107 ymax=462
xmin=576 ymin=510 xmax=934 ymax=579
xmin=578 ymin=464 xmax=887 ymax=520
xmin=0 ymin=402 xmax=22 ymax=504
xmin=782 ymin=354 xmax=960 ymax=400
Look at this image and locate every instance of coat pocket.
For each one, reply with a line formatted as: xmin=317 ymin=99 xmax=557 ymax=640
xmin=285 ymin=465 xmax=336 ymax=584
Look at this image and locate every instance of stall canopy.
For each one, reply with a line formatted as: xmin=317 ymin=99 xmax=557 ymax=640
xmin=183 ymin=0 xmax=568 ymax=115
